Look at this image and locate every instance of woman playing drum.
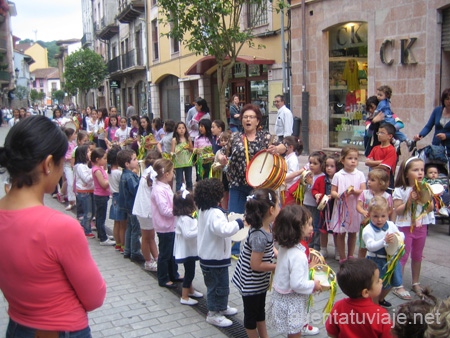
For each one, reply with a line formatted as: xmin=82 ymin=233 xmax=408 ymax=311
xmin=217 ymin=104 xmax=287 ymax=255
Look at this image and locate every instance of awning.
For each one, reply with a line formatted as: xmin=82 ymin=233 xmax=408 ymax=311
xmin=185 ymin=55 xmax=275 ymax=75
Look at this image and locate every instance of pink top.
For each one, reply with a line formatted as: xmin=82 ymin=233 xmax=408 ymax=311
xmin=106 ymin=126 xmax=118 ymax=141
xmin=194 ymin=136 xmax=212 ymax=149
xmin=0 ymin=206 xmax=105 ymax=331
xmin=65 ymin=141 xmax=77 ymax=162
xmin=150 ymin=180 xmax=175 ymax=233
xmin=92 ymin=166 xmax=110 ymax=196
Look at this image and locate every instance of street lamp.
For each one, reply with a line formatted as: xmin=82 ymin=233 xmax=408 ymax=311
xmin=14 ymin=68 xmax=19 ymax=82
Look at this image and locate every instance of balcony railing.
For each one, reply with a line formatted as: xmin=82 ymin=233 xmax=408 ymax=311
xmin=107 ymin=56 xmax=121 ymax=74
xmin=81 ymin=33 xmax=92 ymax=47
xmin=122 ymin=50 xmax=136 ymax=69
xmin=117 ymin=0 xmax=145 ymax=23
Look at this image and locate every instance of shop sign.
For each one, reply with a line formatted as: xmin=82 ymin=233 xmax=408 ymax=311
xmin=110 ymin=80 xmax=120 ymax=89
xmin=380 ymin=38 xmax=417 ymax=65
xmin=329 ymin=23 xmax=368 ymax=51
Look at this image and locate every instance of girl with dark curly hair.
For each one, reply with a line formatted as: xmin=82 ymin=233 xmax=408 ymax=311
xmin=267 ymin=205 xmax=322 ymax=336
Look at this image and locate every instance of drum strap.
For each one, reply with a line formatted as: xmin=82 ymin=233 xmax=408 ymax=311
xmin=243 ymin=135 xmax=250 ymax=166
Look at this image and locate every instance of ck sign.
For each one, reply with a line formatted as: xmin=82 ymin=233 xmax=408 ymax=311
xmin=380 ymin=38 xmax=418 ymax=65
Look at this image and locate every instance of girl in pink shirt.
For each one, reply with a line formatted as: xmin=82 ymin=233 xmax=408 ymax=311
xmin=194 ymin=119 xmax=213 ymax=181
xmin=91 ymin=148 xmax=116 ymax=246
xmin=150 ymin=158 xmax=180 ymax=288
xmin=105 ymin=115 xmax=119 ymax=149
xmin=63 ymin=127 xmax=77 ymax=210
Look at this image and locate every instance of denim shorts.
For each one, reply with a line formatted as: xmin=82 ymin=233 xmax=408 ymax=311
xmin=109 ymin=193 xmax=127 ymax=221
xmin=367 ymin=255 xmax=402 ymax=289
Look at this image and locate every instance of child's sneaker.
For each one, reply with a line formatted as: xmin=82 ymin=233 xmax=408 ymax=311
xmin=379 ymin=299 xmax=392 ymax=308
xmin=86 ymin=233 xmax=95 ymax=239
xmin=219 ymin=305 xmax=238 ymax=316
xmin=334 ymin=248 xmax=340 ymax=261
xmin=206 ymin=312 xmax=233 ymax=327
xmin=115 ymin=245 xmax=121 ymax=251
xmin=301 ymin=324 xmax=319 ymax=336
xmin=393 ymin=139 xmax=401 ymax=151
xmin=144 ymin=260 xmax=157 ymax=271
xmin=320 ymin=247 xmax=328 ymax=258
xmin=189 ymin=290 xmax=203 ymax=298
xmin=439 ymin=207 xmax=449 ymax=217
xmin=120 ymin=247 xmax=124 ymax=254
xmin=180 ymin=297 xmax=198 ymax=306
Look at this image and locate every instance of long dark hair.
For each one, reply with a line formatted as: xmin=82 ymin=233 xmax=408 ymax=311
xmin=139 ymin=116 xmax=152 ymax=135
xmin=198 ymin=119 xmax=213 ymax=145
xmin=173 ymin=121 xmax=191 ymax=145
xmin=195 ymin=98 xmax=210 ymax=113
xmin=0 ymin=115 xmax=67 ymax=188
xmin=245 ymin=189 xmax=277 ymax=229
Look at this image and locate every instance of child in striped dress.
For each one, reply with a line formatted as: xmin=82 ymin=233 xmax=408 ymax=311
xmin=232 ymin=189 xmax=279 ymax=338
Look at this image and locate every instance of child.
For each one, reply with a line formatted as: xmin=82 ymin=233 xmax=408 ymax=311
xmin=211 ymin=119 xmax=225 ymax=154
xmin=330 ymin=146 xmax=366 ymax=263
xmin=91 ymin=148 xmax=115 ymax=246
xmin=132 ymin=150 xmax=161 ymax=271
xmin=326 ymin=258 xmax=392 ymax=338
xmin=267 ymin=204 xmax=322 ymax=337
xmin=425 ymin=164 xmax=449 ymax=216
xmin=376 ymin=85 xmax=412 ymax=148
xmin=74 ymin=145 xmax=95 ymax=238
xmin=115 ymin=117 xmax=131 ymax=148
xmin=150 ymin=158 xmax=180 ymax=288
xmin=312 ymin=153 xmax=342 ymax=259
xmin=363 ymin=196 xmax=404 ymax=308
xmin=171 ymin=121 xmax=194 ymax=191
xmin=130 ymin=115 xmax=140 ymax=154
xmin=108 ymin=146 xmax=127 ymax=253
xmin=392 ymin=157 xmax=434 ymax=300
xmin=117 ymin=149 xmax=145 ymax=262
xmin=63 ymin=127 xmax=77 ymax=210
xmin=194 ymin=178 xmax=244 ymax=328
xmin=105 ymin=115 xmax=119 ymax=149
xmin=173 ymin=187 xmax=203 ymax=305
xmin=194 ymin=119 xmax=213 ymax=181
xmin=152 ymin=117 xmax=165 ymax=142
xmin=357 ymin=169 xmax=393 ymax=259
xmin=283 ymin=136 xmax=303 ymax=197
xmin=290 ymin=151 xmax=326 ymax=250
xmin=97 ymin=108 xmax=107 ymax=149
xmin=366 ymin=123 xmax=398 ymax=193
xmin=157 ymin=119 xmax=175 ymax=154
xmin=232 ymin=189 xmax=278 ymax=338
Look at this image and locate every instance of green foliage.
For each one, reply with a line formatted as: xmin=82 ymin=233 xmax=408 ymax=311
xmin=52 ymin=89 xmax=66 ymax=103
xmin=15 ymin=85 xmax=29 ymax=100
xmin=17 ymin=40 xmax=59 ymax=68
xmin=30 ymin=89 xmax=39 ymax=102
xmin=63 ymin=48 xmax=107 ymax=96
xmin=38 ymin=91 xmax=46 ymax=100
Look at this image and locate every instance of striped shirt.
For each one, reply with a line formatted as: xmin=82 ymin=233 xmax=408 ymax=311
xmin=232 ymin=227 xmax=274 ymax=296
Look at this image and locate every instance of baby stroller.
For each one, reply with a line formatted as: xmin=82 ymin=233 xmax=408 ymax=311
xmin=413 ymin=145 xmax=450 ymax=234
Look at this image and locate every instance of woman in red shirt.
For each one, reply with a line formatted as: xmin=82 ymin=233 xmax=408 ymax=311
xmin=0 ymin=115 xmax=106 ymax=337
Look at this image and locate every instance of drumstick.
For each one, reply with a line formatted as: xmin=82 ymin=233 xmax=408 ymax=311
xmin=260 ymin=135 xmax=275 ymax=174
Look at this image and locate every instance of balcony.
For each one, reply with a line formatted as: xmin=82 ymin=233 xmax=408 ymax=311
xmin=107 ymin=56 xmax=121 ymax=74
xmin=117 ymin=0 xmax=145 ymax=24
xmin=81 ymin=33 xmax=92 ymax=48
xmin=0 ymin=70 xmax=9 ymax=82
xmin=96 ymin=17 xmax=119 ymax=40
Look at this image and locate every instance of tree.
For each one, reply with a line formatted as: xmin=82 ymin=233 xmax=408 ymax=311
xmin=158 ymin=0 xmax=276 ymax=121
xmin=52 ymin=89 xmax=66 ymax=103
xmin=15 ymin=85 xmax=29 ymax=100
xmin=63 ymin=48 xmax=107 ymax=107
xmin=30 ymin=89 xmax=39 ymax=103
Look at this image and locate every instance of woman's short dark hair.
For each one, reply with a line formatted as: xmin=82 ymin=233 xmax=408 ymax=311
xmin=441 ymin=88 xmax=450 ymax=107
xmin=194 ymin=178 xmax=224 ymax=210
xmin=173 ymin=190 xmax=196 ymax=216
xmin=273 ymin=204 xmax=311 ymax=248
xmin=337 ymin=258 xmax=378 ymax=299
xmin=195 ymin=98 xmax=210 ymax=113
xmin=0 ymin=115 xmax=68 ymax=188
xmin=153 ymin=117 xmax=163 ymax=131
xmin=239 ymin=104 xmax=262 ymax=126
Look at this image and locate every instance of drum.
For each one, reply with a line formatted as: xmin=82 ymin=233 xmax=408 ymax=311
xmin=228 ymin=213 xmax=248 ymax=241
xmin=63 ymin=120 xmax=78 ymax=131
xmin=386 ymin=233 xmax=404 ymax=256
xmin=246 ymin=150 xmax=287 ymax=190
xmin=309 ymin=248 xmax=326 ymax=265
xmin=430 ymin=183 xmax=445 ymax=196
xmin=317 ymin=195 xmax=329 ymax=211
xmin=338 ymin=186 xmax=354 ymax=199
xmin=299 ymin=170 xmax=312 ymax=185
xmin=414 ymin=179 xmax=433 ymax=205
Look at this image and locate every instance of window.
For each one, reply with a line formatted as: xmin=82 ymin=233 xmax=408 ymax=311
xmin=248 ymin=1 xmax=268 ymax=28
xmin=52 ymin=82 xmax=57 ymax=90
xmin=39 ymin=79 xmax=43 ymax=87
xmin=172 ymin=37 xmax=179 ymax=54
xmin=151 ymin=20 xmax=159 ymax=60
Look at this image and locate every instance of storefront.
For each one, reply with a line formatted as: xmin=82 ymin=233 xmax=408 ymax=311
xmin=290 ymin=0 xmax=450 ymax=153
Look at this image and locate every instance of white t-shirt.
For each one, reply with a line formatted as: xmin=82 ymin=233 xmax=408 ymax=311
xmin=393 ymin=187 xmax=434 ymax=227
xmin=285 ymin=152 xmax=300 ymax=189
xmin=108 ymin=169 xmax=122 ymax=194
xmin=132 ymin=166 xmax=153 ymax=218
xmin=115 ymin=127 xmax=130 ymax=145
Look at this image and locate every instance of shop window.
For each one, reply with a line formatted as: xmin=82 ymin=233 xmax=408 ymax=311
xmin=328 ymin=22 xmax=368 ymax=150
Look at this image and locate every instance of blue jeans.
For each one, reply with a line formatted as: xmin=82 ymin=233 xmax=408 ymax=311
xmin=6 ymin=318 xmax=91 ymax=338
xmin=97 ymin=139 xmax=107 ymax=150
xmin=124 ymin=213 xmax=141 ymax=257
xmin=94 ymin=195 xmax=109 ymax=242
xmin=157 ymin=232 xmax=179 ymax=285
xmin=201 ymin=265 xmax=229 ymax=312
xmin=229 ymin=185 xmax=253 ymax=255
xmin=230 ymin=126 xmax=239 ymax=133
xmin=77 ymin=192 xmax=93 ymax=235
xmin=183 ymin=260 xmax=196 ymax=289
xmin=175 ymin=166 xmax=193 ymax=192
xmin=367 ymin=255 xmax=403 ymax=289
